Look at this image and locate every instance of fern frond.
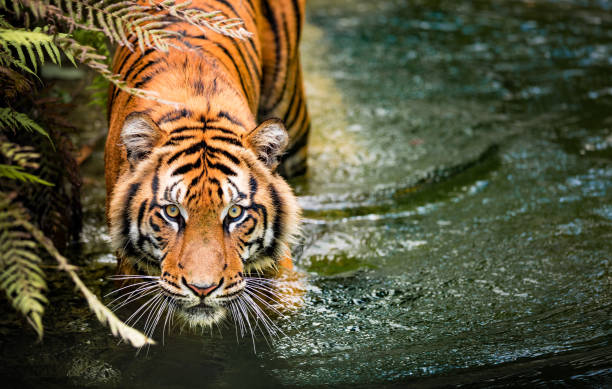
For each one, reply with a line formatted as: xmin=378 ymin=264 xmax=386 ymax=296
xmin=0 ymin=107 xmax=51 ymax=141
xmin=1 ymin=141 xmax=40 ymax=169
xmin=0 ymin=14 xmax=13 ymax=29
xmin=0 ymin=27 xmax=62 ymax=72
xmin=150 ymin=0 xmax=253 ymax=41
xmin=56 ymin=35 xmax=180 ymax=107
xmin=0 ymin=193 xmax=47 ymax=339
xmin=15 ymin=208 xmax=156 ymax=348
xmin=0 ymin=50 xmax=38 ymax=75
xmin=0 ymin=164 xmax=53 ymax=185
xmin=10 ymin=0 xmax=251 ymax=54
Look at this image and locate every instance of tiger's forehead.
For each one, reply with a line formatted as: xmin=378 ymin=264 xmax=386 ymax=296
xmin=159 ymin=158 xmax=249 ymax=209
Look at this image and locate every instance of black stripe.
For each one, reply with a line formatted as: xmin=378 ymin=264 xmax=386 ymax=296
xmin=241 ymin=0 xmax=256 ymax=19
xmin=133 ymin=74 xmax=154 ymax=89
xmin=111 ymin=48 xmax=156 ymax=104
xmin=249 ymin=176 xmax=258 ymax=198
xmin=244 ymin=216 xmax=257 ymax=236
xmin=227 ymin=178 xmax=247 ymax=199
xmin=172 ymin=156 xmax=202 ymax=176
xmin=217 ymin=185 xmax=224 ymax=200
xmin=291 ymin=0 xmax=302 ymax=44
xmin=205 ymin=177 xmax=221 ymax=201
xmin=121 ymin=183 xmax=141 ymax=247
xmin=261 ymin=0 xmax=282 ymax=98
xmin=125 ymin=58 xmax=161 ymax=83
xmin=211 ymin=136 xmax=242 ymax=146
xmin=137 ymin=199 xmax=148 ymax=231
xmin=136 ymin=198 xmax=149 ymax=249
xmin=288 ymin=97 xmax=307 ymax=135
xmin=208 ymin=176 xmax=222 ymax=188
xmin=211 ymin=42 xmax=251 ymax=101
xmin=264 ymin=184 xmax=284 ymax=258
xmin=165 ymin=181 xmax=180 ymax=201
xmin=267 ymin=14 xmax=291 ymax=110
xmin=286 ymin=87 xmax=304 ymax=128
xmin=286 ymin=120 xmax=310 ymax=157
xmin=188 ymin=171 xmax=203 ymax=189
xmin=208 ymin=162 xmax=236 ymax=176
xmin=205 ymin=126 xmax=239 ymax=136
xmin=170 ymin=125 xmax=207 ymax=134
xmin=167 ymin=141 xmax=206 ymax=165
xmin=251 ymin=203 xmax=268 ymax=245
xmin=207 ymin=145 xmax=240 ymax=165
xmin=150 ymin=219 xmax=161 ymax=232
xmin=164 ymin=135 xmax=195 ymax=146
xmin=213 ymin=0 xmax=262 ymax=78
xmin=218 ymin=111 xmax=244 ymax=127
xmin=126 ymin=70 xmax=162 ymax=105
xmin=158 ymin=108 xmax=194 ymax=124
xmin=149 ymin=159 xmax=162 ymax=211
xmin=281 ymin=81 xmax=300 ymax=125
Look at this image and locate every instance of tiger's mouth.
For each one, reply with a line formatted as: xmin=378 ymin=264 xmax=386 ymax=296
xmin=176 ymin=300 xmax=229 ymax=326
xmin=174 ymin=301 xmax=227 ymax=326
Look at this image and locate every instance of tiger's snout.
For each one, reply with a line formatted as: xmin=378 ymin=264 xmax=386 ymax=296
xmin=184 ymin=277 xmax=222 ymax=298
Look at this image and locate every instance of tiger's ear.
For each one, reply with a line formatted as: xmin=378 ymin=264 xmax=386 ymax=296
xmin=244 ymin=118 xmax=288 ymax=170
xmin=120 ymin=113 xmax=162 ymax=163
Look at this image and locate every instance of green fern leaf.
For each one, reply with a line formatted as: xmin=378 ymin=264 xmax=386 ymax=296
xmin=0 ymin=193 xmax=47 ymax=339
xmin=1 ymin=141 xmax=40 ymax=170
xmin=0 ymin=27 xmax=65 ymax=73
xmin=0 ymin=164 xmax=53 ymax=185
xmin=0 ymin=107 xmax=51 ymax=141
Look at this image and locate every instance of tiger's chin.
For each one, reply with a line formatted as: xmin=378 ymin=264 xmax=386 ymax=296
xmin=176 ymin=304 xmax=229 ymax=327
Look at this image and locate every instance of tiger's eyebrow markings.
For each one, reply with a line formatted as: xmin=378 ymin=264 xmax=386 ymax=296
xmin=165 ymin=181 xmax=181 ymax=200
xmin=227 ymin=178 xmax=247 ymax=201
xmin=217 ymin=110 xmax=244 ymax=127
xmin=171 ymin=155 xmax=202 ymax=176
xmin=210 ymin=135 xmax=242 ymax=146
xmin=204 ymin=126 xmax=239 ymax=136
xmin=166 ymin=140 xmax=207 ymax=165
xmin=164 ymin=135 xmax=195 ymax=146
xmin=206 ymin=145 xmax=240 ymax=165
xmin=158 ymin=108 xmax=194 ymax=124
xmin=207 ymin=161 xmax=237 ymax=176
xmin=170 ymin=125 xmax=207 ymax=135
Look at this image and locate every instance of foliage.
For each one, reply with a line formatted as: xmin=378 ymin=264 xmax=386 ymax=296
xmin=0 ymin=0 xmax=252 ymax=346
xmin=0 ymin=107 xmax=51 ymax=140
xmin=0 ymin=27 xmax=62 ymax=72
xmin=0 ymin=193 xmax=47 ymax=339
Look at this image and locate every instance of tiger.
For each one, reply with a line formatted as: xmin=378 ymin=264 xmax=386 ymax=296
xmin=104 ymin=0 xmax=308 ymax=330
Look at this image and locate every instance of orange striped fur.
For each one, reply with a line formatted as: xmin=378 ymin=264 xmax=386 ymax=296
xmin=105 ymin=0 xmax=306 ymax=328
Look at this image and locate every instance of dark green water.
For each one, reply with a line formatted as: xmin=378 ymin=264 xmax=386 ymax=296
xmin=2 ymin=0 xmax=611 ymax=387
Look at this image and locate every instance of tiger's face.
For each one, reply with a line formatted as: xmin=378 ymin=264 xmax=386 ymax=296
xmin=108 ymin=113 xmax=300 ymax=326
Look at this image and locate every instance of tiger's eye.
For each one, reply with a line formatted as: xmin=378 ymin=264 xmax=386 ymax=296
xmin=165 ymin=204 xmax=180 ymax=218
xmin=227 ymin=205 xmax=242 ymax=219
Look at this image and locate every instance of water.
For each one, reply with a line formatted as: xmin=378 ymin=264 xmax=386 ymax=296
xmin=1 ymin=0 xmax=611 ymax=387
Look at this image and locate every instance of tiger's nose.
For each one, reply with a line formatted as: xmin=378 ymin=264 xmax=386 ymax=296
xmin=184 ymin=277 xmax=223 ymax=297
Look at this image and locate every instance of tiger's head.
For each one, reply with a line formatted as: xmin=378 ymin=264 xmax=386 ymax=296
xmin=108 ymin=113 xmax=300 ymax=327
